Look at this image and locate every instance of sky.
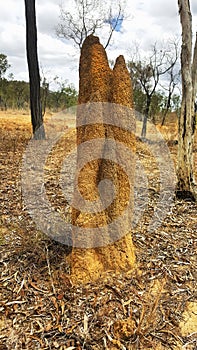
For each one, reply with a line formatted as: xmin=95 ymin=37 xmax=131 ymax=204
xmin=0 ymin=0 xmax=197 ymax=91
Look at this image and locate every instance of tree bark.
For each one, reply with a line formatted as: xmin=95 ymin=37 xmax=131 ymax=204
xmin=177 ymin=0 xmax=196 ymax=200
xmin=24 ymin=0 xmax=45 ymax=139
xmin=141 ymin=95 xmax=151 ymax=138
xmin=161 ymin=88 xmax=173 ymax=126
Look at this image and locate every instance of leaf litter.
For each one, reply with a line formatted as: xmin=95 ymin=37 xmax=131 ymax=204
xmin=0 ymin=112 xmax=197 ymax=349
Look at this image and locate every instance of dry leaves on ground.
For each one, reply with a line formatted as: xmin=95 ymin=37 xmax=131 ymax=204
xmin=0 ymin=113 xmax=197 ymax=349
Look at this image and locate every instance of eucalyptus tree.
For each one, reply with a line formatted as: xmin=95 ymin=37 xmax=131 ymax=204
xmin=177 ymin=0 xmax=197 ymax=200
xmin=128 ymin=41 xmax=178 ymax=137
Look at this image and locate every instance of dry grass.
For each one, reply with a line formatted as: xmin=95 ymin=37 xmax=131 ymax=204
xmin=0 ymin=110 xmax=197 ymax=350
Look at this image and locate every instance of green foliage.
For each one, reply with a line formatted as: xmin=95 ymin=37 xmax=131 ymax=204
xmin=133 ymin=88 xmax=167 ymax=122
xmin=129 ymin=59 xmax=181 ymax=122
xmin=171 ymin=94 xmax=181 ymax=115
xmin=0 ymin=79 xmax=30 ymax=110
xmin=0 ymin=55 xmax=78 ymax=112
xmin=0 ymin=54 xmax=10 ymax=79
xmin=46 ymin=81 xmax=78 ymax=111
xmin=0 ymin=75 xmax=78 ymax=111
xmin=149 ymin=92 xmax=165 ymax=122
xmin=133 ymin=87 xmax=146 ymax=114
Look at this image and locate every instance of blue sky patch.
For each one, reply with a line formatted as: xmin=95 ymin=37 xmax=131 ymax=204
xmin=106 ymin=15 xmax=124 ymax=32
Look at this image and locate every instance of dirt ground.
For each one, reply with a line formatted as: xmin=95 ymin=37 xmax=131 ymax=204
xmin=0 ymin=110 xmax=197 ymax=350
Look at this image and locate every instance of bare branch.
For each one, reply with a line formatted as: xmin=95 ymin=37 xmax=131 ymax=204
xmin=104 ymin=3 xmax=125 ymax=49
xmin=128 ymin=39 xmax=179 ymax=136
xmin=56 ymin=0 xmax=126 ymax=50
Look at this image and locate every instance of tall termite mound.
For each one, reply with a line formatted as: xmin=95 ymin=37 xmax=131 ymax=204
xmin=70 ymin=35 xmax=136 ymax=283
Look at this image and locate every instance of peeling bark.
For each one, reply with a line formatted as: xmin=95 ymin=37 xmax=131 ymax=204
xmin=177 ymin=0 xmax=197 ymax=200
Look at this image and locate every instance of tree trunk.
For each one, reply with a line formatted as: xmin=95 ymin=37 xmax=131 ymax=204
xmin=177 ymin=0 xmax=196 ymax=200
xmin=161 ymin=90 xmax=172 ymax=126
xmin=141 ymin=96 xmax=151 ymax=138
xmin=24 ymin=0 xmax=45 ymax=139
xmin=70 ymin=35 xmax=136 ymax=283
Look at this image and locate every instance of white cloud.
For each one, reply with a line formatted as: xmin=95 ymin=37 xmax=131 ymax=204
xmin=38 ymin=33 xmax=79 ymax=87
xmin=37 ymin=2 xmax=60 ymax=35
xmin=0 ymin=0 xmax=197 ymax=90
xmin=191 ymin=0 xmax=197 ymax=14
xmin=0 ymin=24 xmax=26 ymax=57
xmin=0 ymin=0 xmax=79 ymax=87
xmin=0 ymin=0 xmax=24 ymax=25
xmin=144 ymin=0 xmax=178 ymax=19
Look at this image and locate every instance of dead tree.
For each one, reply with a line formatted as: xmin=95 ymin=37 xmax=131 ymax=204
xmin=56 ymin=0 xmax=126 ymax=50
xmin=24 ymin=0 xmax=45 ymax=139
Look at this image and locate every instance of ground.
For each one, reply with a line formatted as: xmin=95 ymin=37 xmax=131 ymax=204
xmin=0 ymin=110 xmax=197 ymax=350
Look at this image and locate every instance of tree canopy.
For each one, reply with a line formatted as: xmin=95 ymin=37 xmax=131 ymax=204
xmin=0 ymin=54 xmax=10 ymax=79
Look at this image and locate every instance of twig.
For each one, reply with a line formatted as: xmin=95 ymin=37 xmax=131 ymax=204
xmin=4 ymin=300 xmax=27 ymax=306
xmin=45 ymin=244 xmax=56 ymax=295
xmin=17 ymin=276 xmax=26 ymax=294
xmin=28 ymin=280 xmax=52 ymax=295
